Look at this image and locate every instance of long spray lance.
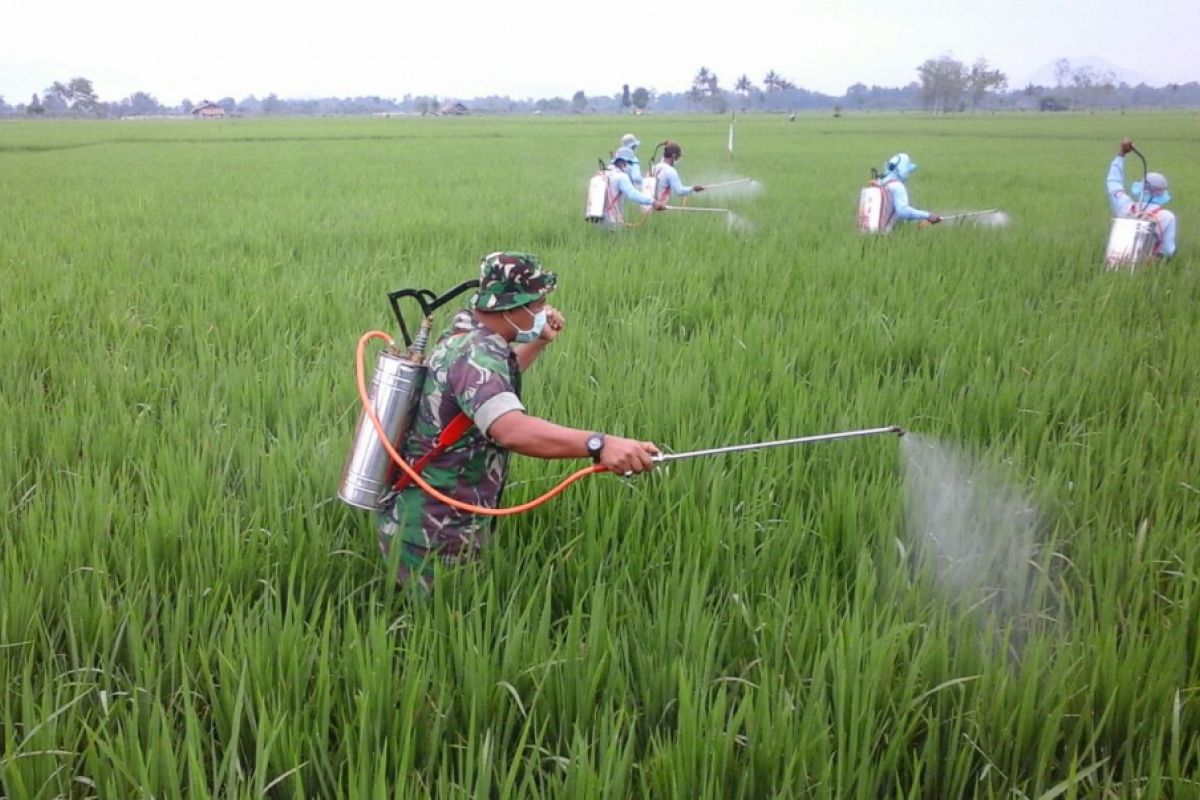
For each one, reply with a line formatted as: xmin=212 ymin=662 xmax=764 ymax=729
xmin=701 ymin=178 xmax=755 ymax=191
xmin=938 ymin=209 xmax=999 ymax=222
xmin=653 ymin=426 xmax=904 ymax=464
xmin=663 ymin=205 xmax=731 ymax=214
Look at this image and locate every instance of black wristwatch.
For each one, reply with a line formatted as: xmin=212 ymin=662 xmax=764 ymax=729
xmin=586 ymin=433 xmax=606 ymax=463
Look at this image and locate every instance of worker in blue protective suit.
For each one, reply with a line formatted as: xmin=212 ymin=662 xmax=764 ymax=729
xmin=1108 ymin=138 xmax=1176 ymax=258
xmin=878 ymin=153 xmax=940 ymax=231
xmin=598 ymin=147 xmax=665 ymax=227
xmin=618 ymin=133 xmax=644 ymax=186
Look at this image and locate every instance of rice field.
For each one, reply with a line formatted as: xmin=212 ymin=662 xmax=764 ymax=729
xmin=1 ymin=111 xmax=1198 ymax=798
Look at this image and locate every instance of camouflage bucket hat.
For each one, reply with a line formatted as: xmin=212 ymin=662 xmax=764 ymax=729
xmin=471 ymin=251 xmax=558 ymax=311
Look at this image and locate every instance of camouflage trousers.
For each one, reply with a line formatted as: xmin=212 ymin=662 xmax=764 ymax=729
xmin=377 ymin=511 xmax=487 ymax=587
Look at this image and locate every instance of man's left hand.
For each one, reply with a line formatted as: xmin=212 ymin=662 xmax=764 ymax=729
xmin=540 ymin=305 xmax=565 ymax=342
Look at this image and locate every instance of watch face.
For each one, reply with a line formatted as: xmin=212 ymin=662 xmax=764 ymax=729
xmin=587 ymin=434 xmax=604 ymax=454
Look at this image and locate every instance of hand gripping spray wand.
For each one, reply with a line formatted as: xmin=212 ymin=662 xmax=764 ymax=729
xmin=339 ymin=286 xmax=905 ymax=516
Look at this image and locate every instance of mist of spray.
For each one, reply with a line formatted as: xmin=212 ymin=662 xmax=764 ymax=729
xmin=900 ymin=434 xmax=1042 ymax=623
xmin=725 ymin=211 xmax=754 ymax=235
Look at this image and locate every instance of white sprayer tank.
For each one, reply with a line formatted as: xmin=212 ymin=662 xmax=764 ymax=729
xmin=640 ymin=175 xmax=658 ymax=213
xmin=585 ymin=172 xmax=609 ymax=223
xmin=858 ymin=184 xmax=886 ymax=233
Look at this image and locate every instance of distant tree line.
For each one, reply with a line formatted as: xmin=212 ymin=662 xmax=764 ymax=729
xmin=3 ymin=59 xmax=1200 ymax=119
xmin=913 ymin=55 xmax=1008 ymax=113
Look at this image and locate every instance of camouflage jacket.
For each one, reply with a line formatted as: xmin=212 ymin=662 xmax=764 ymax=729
xmin=378 ymin=310 xmax=523 ymax=557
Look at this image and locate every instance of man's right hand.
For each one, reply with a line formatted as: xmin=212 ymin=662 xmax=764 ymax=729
xmin=652 ymin=201 xmax=667 ymax=211
xmin=599 ymin=436 xmax=660 ymax=475
xmin=1119 ymin=138 xmax=1134 ymax=156
xmin=927 ymin=214 xmax=941 ymax=224
xmin=692 ymin=185 xmax=705 ymax=193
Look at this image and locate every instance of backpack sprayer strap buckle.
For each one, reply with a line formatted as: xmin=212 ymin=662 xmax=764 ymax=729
xmin=392 ymin=412 xmax=474 ymax=492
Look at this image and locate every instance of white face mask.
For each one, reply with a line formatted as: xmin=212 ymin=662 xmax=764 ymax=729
xmin=507 ymin=308 xmax=546 ymax=343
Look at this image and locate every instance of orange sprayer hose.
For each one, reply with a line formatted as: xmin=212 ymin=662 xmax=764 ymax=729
xmin=357 ymin=331 xmax=607 ymax=516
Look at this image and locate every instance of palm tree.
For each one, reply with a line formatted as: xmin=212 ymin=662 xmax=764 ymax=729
xmin=763 ymin=70 xmax=780 ymax=92
xmin=734 ymin=74 xmax=755 ymax=110
xmin=690 ymin=67 xmax=713 ymax=103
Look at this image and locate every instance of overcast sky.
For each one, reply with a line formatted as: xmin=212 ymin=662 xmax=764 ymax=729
xmin=4 ymin=0 xmax=1198 ymax=105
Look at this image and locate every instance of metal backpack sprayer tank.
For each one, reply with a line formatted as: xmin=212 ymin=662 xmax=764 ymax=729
xmin=1105 ymin=145 xmax=1160 ymax=270
xmin=337 ymin=280 xmax=478 ymax=511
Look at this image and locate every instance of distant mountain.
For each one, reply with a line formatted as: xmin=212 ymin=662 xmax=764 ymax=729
xmin=1023 ymin=57 xmax=1162 ymax=88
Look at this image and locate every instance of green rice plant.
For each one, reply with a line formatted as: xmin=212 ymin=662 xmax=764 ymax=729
xmin=1 ymin=111 xmax=1197 ymax=798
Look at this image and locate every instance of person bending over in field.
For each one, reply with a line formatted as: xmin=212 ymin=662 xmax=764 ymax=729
xmin=877 ymin=153 xmax=940 ymax=231
xmin=599 ymin=148 xmax=665 ymax=227
xmin=1108 ymin=138 xmax=1176 ymax=258
xmin=649 ymin=141 xmax=706 ymax=206
xmin=377 ymin=252 xmax=659 ymax=588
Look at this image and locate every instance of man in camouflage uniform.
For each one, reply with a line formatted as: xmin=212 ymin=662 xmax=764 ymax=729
xmin=378 ymin=251 xmax=660 ymax=586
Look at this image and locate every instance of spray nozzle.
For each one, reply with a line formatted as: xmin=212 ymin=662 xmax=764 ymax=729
xmin=407 ymin=318 xmax=433 ymax=362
